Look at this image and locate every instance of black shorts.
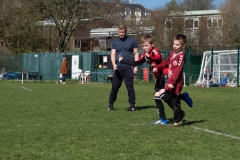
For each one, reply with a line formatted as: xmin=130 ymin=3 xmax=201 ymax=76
xmin=154 ymin=76 xmax=165 ymax=93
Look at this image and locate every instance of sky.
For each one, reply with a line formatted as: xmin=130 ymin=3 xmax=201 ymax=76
xmin=133 ymin=0 xmax=225 ymax=10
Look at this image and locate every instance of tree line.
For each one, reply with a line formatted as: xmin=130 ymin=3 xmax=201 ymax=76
xmin=0 ymin=0 xmax=239 ymax=54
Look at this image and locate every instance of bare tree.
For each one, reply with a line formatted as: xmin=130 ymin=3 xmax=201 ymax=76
xmin=165 ymin=0 xmax=182 ymax=11
xmin=35 ymin=0 xmax=118 ymax=52
xmin=220 ymin=0 xmax=240 ymax=46
xmin=148 ymin=1 xmax=186 ymax=50
xmin=179 ymin=0 xmax=215 ymax=10
xmin=164 ymin=0 xmax=215 ymax=11
xmin=0 ymin=0 xmax=46 ymax=54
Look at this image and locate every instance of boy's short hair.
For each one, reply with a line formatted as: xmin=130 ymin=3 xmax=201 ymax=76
xmin=118 ymin=24 xmax=127 ymax=32
xmin=141 ymin=34 xmax=154 ymax=44
xmin=174 ymin=34 xmax=187 ymax=46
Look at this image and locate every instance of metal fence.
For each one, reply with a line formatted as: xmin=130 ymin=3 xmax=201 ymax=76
xmin=0 ymin=54 xmax=22 ymax=79
xmin=0 ymin=50 xmax=203 ymax=84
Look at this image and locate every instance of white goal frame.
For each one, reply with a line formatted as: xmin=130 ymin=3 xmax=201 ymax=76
xmin=195 ymin=50 xmax=239 ymax=87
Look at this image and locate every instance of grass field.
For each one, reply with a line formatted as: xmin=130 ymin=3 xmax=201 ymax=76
xmin=0 ymin=80 xmax=240 ymax=160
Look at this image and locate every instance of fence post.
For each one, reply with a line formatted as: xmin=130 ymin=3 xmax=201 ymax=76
xmin=185 ymin=48 xmax=191 ymax=85
xmin=237 ymin=46 xmax=240 ymax=86
xmin=38 ymin=53 xmax=41 ymax=80
xmin=183 ymin=72 xmax=186 ymax=87
xmin=211 ymin=48 xmax=214 ymax=73
xmin=14 ymin=53 xmax=16 ymax=73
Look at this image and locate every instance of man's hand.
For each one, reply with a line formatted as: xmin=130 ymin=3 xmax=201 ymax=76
xmin=119 ymin=56 xmax=123 ymax=62
xmin=133 ymin=67 xmax=138 ymax=74
xmin=113 ymin=64 xmax=118 ymax=70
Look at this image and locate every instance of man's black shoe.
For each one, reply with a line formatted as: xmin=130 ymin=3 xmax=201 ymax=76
xmin=126 ymin=105 xmax=136 ymax=111
xmin=108 ymin=105 xmax=115 ymax=111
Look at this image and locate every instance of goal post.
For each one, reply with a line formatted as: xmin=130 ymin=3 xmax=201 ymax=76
xmin=195 ymin=49 xmax=240 ymax=87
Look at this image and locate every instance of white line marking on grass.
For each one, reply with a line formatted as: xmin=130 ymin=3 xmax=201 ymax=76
xmin=191 ymin=126 xmax=240 ymax=140
xmin=129 ymin=123 xmax=148 ymax=126
xmin=20 ymin=86 xmax=32 ymax=91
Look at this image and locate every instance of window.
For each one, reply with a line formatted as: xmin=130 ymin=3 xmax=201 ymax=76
xmin=99 ymin=39 xmax=106 ymax=47
xmin=185 ymin=19 xmax=193 ymax=28
xmin=81 ymin=41 xmax=89 ymax=51
xmin=165 ymin=20 xmax=172 ymax=30
xmin=207 ymin=18 xmax=223 ymax=28
xmin=135 ymin=10 xmax=141 ymax=17
xmin=135 ymin=11 xmax=141 ymax=23
xmin=208 ymin=19 xmax=212 ymax=27
xmin=194 ymin=21 xmax=199 ymax=28
xmin=145 ymin=11 xmax=151 ymax=17
xmin=218 ymin=19 xmax=223 ymax=27
xmin=145 ymin=11 xmax=151 ymax=18
xmin=213 ymin=19 xmax=218 ymax=28
xmin=74 ymin=39 xmax=80 ymax=48
xmin=125 ymin=8 xmax=131 ymax=18
xmin=184 ymin=19 xmax=199 ymax=29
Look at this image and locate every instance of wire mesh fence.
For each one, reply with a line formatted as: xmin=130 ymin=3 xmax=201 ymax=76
xmin=0 ymin=50 xmax=203 ymax=84
xmin=0 ymin=54 xmax=22 ymax=80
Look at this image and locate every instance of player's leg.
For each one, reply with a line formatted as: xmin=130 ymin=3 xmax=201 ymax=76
xmin=180 ymin=92 xmax=193 ymax=107
xmin=171 ymin=94 xmax=184 ymax=126
xmin=164 ymin=90 xmax=186 ymax=120
xmin=152 ymin=78 xmax=168 ymax=124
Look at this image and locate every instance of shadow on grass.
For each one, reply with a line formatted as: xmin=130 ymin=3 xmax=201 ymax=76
xmin=136 ymin=105 xmax=156 ymax=110
xmin=166 ymin=119 xmax=206 ymax=126
xmin=183 ymin=120 xmax=206 ymax=125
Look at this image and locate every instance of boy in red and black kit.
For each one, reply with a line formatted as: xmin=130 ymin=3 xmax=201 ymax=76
xmin=120 ymin=34 xmax=192 ymax=125
xmin=120 ymin=34 xmax=169 ymax=123
xmin=155 ymin=34 xmax=188 ymax=126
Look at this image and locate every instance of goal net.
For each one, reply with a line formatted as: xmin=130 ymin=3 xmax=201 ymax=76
xmin=195 ymin=50 xmax=239 ymax=87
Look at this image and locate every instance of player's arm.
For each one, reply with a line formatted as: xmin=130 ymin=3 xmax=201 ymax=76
xmin=119 ymin=45 xmax=143 ymax=66
xmin=154 ymin=62 xmax=168 ymax=71
xmin=153 ymin=52 xmax=170 ymax=73
xmin=111 ymin=49 xmax=117 ymax=70
xmin=120 ymin=53 xmax=145 ymax=66
xmin=120 ymin=59 xmax=145 ymax=66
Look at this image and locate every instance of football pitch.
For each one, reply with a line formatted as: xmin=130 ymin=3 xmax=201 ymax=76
xmin=0 ymin=81 xmax=240 ymax=159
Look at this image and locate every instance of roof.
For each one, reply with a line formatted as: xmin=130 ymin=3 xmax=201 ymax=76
xmin=183 ymin=10 xmax=220 ymax=16
xmin=89 ymin=27 xmax=154 ymax=36
xmin=79 ymin=36 xmax=111 ymax=40
xmin=120 ymin=3 xmax=149 ymax=11
xmin=38 ymin=20 xmax=55 ymax=26
xmin=91 ymin=28 xmax=118 ymax=34
xmin=169 ymin=10 xmax=221 ymax=17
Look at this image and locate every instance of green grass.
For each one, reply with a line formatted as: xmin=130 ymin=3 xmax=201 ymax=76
xmin=0 ymin=81 xmax=240 ymax=160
